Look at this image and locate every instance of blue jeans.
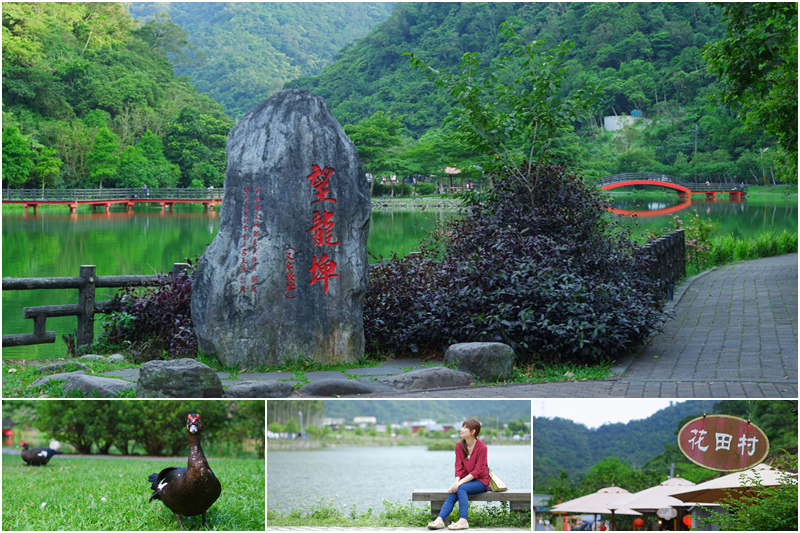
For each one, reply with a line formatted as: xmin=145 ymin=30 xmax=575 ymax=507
xmin=437 ymin=480 xmax=487 ymax=521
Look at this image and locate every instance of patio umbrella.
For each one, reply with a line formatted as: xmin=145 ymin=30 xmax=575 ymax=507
xmin=608 ymin=476 xmax=697 ymax=512
xmin=551 ymin=485 xmax=641 ymax=531
xmin=607 ymin=477 xmax=700 ymax=531
xmin=671 ymin=464 xmax=797 ymax=504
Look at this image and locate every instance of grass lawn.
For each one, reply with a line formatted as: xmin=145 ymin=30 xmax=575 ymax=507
xmin=2 ymin=455 xmax=264 ymax=530
xmin=267 ymin=498 xmax=532 ymax=529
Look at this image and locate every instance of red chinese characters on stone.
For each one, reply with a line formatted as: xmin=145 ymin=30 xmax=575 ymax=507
xmin=305 ymin=165 xmax=340 ymax=295
xmin=252 ymin=186 xmax=262 ymax=292
xmin=309 ymin=253 xmax=339 ymax=294
xmin=284 ymin=247 xmax=297 ymax=299
xmin=307 ymin=210 xmax=339 ymax=246
xmin=307 ymin=164 xmax=337 ymax=204
xmin=240 ymin=187 xmax=251 ymax=292
xmin=240 ymin=186 xmax=261 ymax=294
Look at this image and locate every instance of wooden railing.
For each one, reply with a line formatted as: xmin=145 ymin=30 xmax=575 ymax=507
xmin=2 ymin=188 xmax=223 ymax=201
xmin=2 ymin=263 xmax=189 ymax=348
xmin=598 ymin=173 xmax=746 ymax=193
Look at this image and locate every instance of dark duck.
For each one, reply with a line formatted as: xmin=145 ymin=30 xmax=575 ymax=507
xmin=17 ymin=441 xmax=62 ymax=466
xmin=148 ymin=414 xmax=222 ymax=530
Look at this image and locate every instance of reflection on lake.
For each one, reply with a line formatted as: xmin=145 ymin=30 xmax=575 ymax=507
xmin=267 ymin=444 xmax=531 ymax=514
xmin=608 ymin=196 xmax=797 ymax=239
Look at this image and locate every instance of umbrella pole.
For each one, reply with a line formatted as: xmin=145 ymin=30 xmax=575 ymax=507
xmin=611 ymin=510 xmax=616 ymax=531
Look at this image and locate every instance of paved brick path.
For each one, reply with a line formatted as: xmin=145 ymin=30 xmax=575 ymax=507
xmin=357 ymin=254 xmax=798 ymax=399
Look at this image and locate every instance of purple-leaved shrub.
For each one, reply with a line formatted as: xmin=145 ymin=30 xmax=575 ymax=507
xmin=365 ymin=163 xmax=663 ymax=365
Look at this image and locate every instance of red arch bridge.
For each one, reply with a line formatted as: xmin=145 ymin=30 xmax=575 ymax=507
xmin=2 ymin=188 xmax=222 ymax=214
xmin=597 ymin=173 xmax=746 ymax=201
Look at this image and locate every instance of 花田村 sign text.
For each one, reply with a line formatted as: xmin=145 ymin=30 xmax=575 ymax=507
xmin=677 ymin=414 xmax=769 ymax=472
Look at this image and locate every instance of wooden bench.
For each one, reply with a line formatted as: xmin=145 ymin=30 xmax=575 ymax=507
xmin=412 ymin=489 xmax=531 ymax=518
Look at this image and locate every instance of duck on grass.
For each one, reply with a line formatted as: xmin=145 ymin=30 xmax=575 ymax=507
xmin=2 ymin=402 xmax=265 ymax=531
xmin=148 ymin=414 xmax=222 ymax=531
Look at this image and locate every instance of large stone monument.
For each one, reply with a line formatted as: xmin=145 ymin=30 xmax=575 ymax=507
xmin=191 ymin=89 xmax=371 ymax=367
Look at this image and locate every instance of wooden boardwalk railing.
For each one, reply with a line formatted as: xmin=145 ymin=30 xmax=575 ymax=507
xmin=2 ymin=188 xmax=223 ymax=201
xmin=2 ymin=263 xmax=189 ymax=348
xmin=2 ymin=188 xmax=223 ymax=213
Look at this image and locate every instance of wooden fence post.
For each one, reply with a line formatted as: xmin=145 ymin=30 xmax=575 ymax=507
xmin=172 ymin=263 xmax=190 ymax=278
xmin=77 ymin=265 xmax=96 ymax=347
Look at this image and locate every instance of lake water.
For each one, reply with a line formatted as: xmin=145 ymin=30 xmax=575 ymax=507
xmin=2 ymin=195 xmax=795 ymax=360
xmin=266 ymin=444 xmax=531 ymax=514
xmin=1 ymin=205 xmax=450 ymax=360
xmin=609 ymin=195 xmax=797 ymax=239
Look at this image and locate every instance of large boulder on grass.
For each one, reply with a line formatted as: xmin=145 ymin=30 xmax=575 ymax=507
xmin=192 ymin=89 xmax=371 ymax=368
xmin=444 ymin=342 xmax=516 ymax=381
xmin=135 ymin=358 xmax=224 ymax=398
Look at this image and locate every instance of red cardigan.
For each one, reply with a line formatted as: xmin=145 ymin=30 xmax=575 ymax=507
xmin=454 ymin=439 xmax=489 ymax=488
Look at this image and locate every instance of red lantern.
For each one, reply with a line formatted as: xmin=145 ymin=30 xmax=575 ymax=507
xmin=683 ymin=515 xmax=692 ymax=527
xmin=633 ymin=518 xmax=645 ymax=528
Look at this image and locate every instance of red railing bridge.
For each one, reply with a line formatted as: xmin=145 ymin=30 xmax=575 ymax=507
xmin=2 ymin=188 xmax=223 ymax=214
xmin=597 ymin=173 xmax=746 ymax=201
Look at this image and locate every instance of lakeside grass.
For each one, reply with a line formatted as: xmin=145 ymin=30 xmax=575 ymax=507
xmin=1 ymin=455 xmax=264 ymax=531
xmin=267 ymin=498 xmax=531 ymax=529
xmin=707 ymin=230 xmax=798 ymax=268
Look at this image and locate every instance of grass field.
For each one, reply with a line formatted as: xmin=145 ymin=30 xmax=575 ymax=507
xmin=1 ymin=454 xmax=264 ymax=530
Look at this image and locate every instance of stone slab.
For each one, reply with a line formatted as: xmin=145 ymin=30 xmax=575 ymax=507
xmin=346 ymin=367 xmax=402 ymax=376
xmin=299 ymin=378 xmax=394 ymax=396
xmin=238 ymin=372 xmax=294 ymax=380
xmin=99 ymin=369 xmax=140 ymax=380
xmin=304 ymin=370 xmax=349 ymax=381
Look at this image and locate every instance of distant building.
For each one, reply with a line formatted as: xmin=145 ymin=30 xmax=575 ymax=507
xmin=353 ymin=416 xmax=377 ymax=426
xmin=603 ymin=112 xmax=651 ymax=131
xmin=322 ymin=417 xmax=345 ymax=429
xmin=407 ymin=420 xmax=459 ymax=435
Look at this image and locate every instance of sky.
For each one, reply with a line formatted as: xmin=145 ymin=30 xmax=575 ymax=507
xmin=533 ymin=399 xmax=689 ymax=429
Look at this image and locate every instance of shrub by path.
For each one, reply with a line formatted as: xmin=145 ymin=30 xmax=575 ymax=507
xmin=356 ymin=254 xmax=798 ymax=399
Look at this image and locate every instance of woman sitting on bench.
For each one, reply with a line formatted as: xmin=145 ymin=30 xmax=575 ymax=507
xmin=427 ymin=417 xmax=489 ymax=531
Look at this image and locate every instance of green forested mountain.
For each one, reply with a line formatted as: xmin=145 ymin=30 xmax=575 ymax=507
xmin=2 ymin=2 xmax=233 ymax=189
xmin=322 ymin=399 xmax=532 ymax=426
xmin=531 ymin=400 xmax=798 ymax=490
xmin=286 ymin=2 xmax=790 ymax=182
xmin=1 ymin=2 xmax=392 ymax=190
xmin=127 ymin=2 xmax=395 ymax=119
xmin=4 ymin=2 xmax=792 ymax=190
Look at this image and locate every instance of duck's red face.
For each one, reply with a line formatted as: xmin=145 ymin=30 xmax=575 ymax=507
xmin=187 ymin=414 xmax=202 ymax=434
xmin=18 ymin=441 xmax=28 ymax=448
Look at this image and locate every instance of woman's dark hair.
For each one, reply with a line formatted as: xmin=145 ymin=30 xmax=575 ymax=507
xmin=460 ymin=417 xmax=481 ymax=459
